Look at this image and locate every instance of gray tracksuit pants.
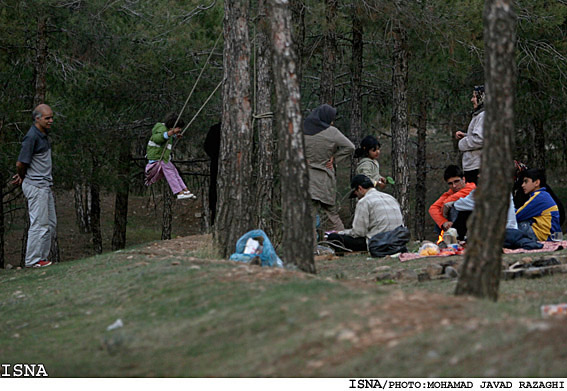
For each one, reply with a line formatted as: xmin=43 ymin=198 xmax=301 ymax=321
xmin=22 ymin=182 xmax=57 ymax=266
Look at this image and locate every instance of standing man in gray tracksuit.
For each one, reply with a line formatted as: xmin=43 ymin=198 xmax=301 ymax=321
xmin=11 ymin=104 xmax=57 ymax=268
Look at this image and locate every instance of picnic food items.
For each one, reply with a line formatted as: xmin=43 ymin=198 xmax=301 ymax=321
xmin=419 ymin=242 xmax=440 ymax=256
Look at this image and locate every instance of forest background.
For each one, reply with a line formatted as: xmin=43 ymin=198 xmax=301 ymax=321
xmin=1 ymin=0 xmax=567 ymax=269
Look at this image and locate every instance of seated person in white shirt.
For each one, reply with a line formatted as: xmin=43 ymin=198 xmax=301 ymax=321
xmin=327 ymin=175 xmax=404 ymax=252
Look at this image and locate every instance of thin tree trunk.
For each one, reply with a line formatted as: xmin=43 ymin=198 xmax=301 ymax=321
xmin=255 ymin=0 xmax=276 ymax=238
xmin=33 ymin=16 xmax=48 ymax=106
xmin=320 ymin=0 xmax=337 ymax=105
xmin=0 ymin=171 xmax=4 ymax=269
xmin=162 ymin=182 xmax=173 ymax=240
xmin=414 ymin=98 xmax=427 ymax=241
xmin=268 ymin=0 xmax=315 ymax=273
xmin=112 ymin=137 xmax=131 ymax=250
xmin=455 ymin=0 xmax=516 ymax=301
xmin=48 ymin=192 xmax=60 ymax=263
xmin=90 ymin=181 xmax=102 ymax=254
xmin=20 ymin=202 xmax=29 ymax=268
xmin=533 ymin=117 xmax=545 ymax=169
xmin=391 ymin=22 xmax=410 ymax=225
xmin=215 ymin=0 xmax=255 ymax=257
xmin=290 ymin=0 xmax=306 ymax=85
xmin=350 ymin=3 xmax=364 ymax=215
xmin=74 ymin=182 xmax=91 ymax=233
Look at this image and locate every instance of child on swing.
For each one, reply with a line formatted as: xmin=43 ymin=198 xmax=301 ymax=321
xmin=355 ymin=135 xmax=387 ymax=190
xmin=145 ymin=113 xmax=197 ymax=200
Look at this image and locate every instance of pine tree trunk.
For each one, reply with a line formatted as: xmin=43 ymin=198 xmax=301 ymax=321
xmin=391 ymin=22 xmax=410 ymax=225
xmin=162 ymin=182 xmax=173 ymax=240
xmin=48 ymin=192 xmax=60 ymax=263
xmin=350 ymin=4 xmax=364 ymax=215
xmin=320 ymin=0 xmax=337 ymax=105
xmin=455 ymin=0 xmax=516 ymax=301
xmin=290 ymin=0 xmax=306 ymax=84
xmin=414 ymin=99 xmax=428 ymax=241
xmin=533 ymin=118 xmax=546 ymax=169
xmin=90 ymin=181 xmax=102 ymax=254
xmin=33 ymin=16 xmax=48 ymax=106
xmin=0 ymin=171 xmax=4 ymax=269
xmin=255 ymin=0 xmax=276 ymax=238
xmin=20 ymin=202 xmax=29 ymax=268
xmin=74 ymin=183 xmax=91 ymax=233
xmin=112 ymin=137 xmax=131 ymax=250
xmin=268 ymin=0 xmax=315 ymax=273
xmin=215 ymin=0 xmax=255 ymax=257
xmin=350 ymin=4 xmax=363 ymax=145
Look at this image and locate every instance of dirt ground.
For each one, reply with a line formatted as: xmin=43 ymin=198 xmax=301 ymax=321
xmin=2 ymin=189 xmax=207 ymax=267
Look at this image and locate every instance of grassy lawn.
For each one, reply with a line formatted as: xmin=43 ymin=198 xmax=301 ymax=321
xmin=2 ymin=235 xmax=567 ymax=377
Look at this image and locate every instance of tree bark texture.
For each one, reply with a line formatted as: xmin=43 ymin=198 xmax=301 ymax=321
xmin=391 ymin=23 xmax=410 ymax=225
xmin=33 ymin=16 xmax=48 ymax=106
xmin=455 ymin=0 xmax=516 ymax=301
xmin=162 ymin=182 xmax=173 ymax=240
xmin=255 ymin=0 xmax=277 ymax=239
xmin=320 ymin=0 xmax=337 ymax=105
xmin=215 ymin=0 xmax=255 ymax=257
xmin=414 ymin=98 xmax=428 ymax=241
xmin=268 ymin=0 xmax=315 ymax=273
xmin=112 ymin=137 xmax=131 ymax=251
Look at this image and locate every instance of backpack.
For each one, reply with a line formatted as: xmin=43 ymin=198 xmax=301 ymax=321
xmin=368 ymin=225 xmax=410 ymax=258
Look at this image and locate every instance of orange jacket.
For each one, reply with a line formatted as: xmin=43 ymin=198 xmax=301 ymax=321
xmin=428 ymin=182 xmax=476 ymax=228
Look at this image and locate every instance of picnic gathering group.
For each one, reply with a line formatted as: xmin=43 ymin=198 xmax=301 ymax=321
xmin=11 ymin=85 xmax=565 ymax=267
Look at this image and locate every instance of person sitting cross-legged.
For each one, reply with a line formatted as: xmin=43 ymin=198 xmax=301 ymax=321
xmin=515 ymin=168 xmax=561 ymax=241
xmin=327 ymin=175 xmax=404 ymax=253
xmin=428 ymin=165 xmax=476 ymax=239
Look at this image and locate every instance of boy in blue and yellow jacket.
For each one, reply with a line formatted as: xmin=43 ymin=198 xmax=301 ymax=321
xmin=516 ymin=169 xmax=561 ymax=241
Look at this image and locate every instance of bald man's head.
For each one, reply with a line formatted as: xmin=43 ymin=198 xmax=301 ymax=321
xmin=32 ymin=104 xmax=53 ymax=133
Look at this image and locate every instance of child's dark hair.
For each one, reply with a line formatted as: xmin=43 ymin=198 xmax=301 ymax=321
xmin=354 ymin=135 xmax=380 ymax=158
xmin=443 ymin=165 xmax=464 ymax=181
xmin=523 ymin=168 xmax=546 ymax=187
xmin=164 ymin=113 xmax=185 ymax=129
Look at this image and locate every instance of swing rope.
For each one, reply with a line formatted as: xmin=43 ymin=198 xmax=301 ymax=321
xmin=157 ymin=31 xmax=222 ymax=163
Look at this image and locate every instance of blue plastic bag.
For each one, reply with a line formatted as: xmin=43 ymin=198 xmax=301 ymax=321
xmin=229 ymin=229 xmax=283 ymax=267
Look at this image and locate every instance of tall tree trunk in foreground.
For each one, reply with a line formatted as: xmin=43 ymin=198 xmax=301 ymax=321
xmin=215 ymin=0 xmax=254 ymax=257
xmin=414 ymin=98 xmax=428 ymax=241
xmin=112 ymin=136 xmax=131 ymax=250
xmin=268 ymin=0 xmax=314 ymax=273
xmin=455 ymin=0 xmax=516 ymax=301
xmin=320 ymin=0 xmax=337 ymax=105
xmin=391 ymin=21 xmax=410 ymax=225
xmin=255 ymin=0 xmax=276 ymax=238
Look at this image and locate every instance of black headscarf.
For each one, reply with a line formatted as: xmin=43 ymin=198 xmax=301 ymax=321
xmin=303 ymin=104 xmax=337 ymax=135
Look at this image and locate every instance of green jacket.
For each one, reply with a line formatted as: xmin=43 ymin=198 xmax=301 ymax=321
xmin=146 ymin=123 xmax=172 ymax=163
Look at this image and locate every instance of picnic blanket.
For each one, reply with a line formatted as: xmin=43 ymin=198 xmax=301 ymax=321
xmin=400 ymin=240 xmax=567 ymax=262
